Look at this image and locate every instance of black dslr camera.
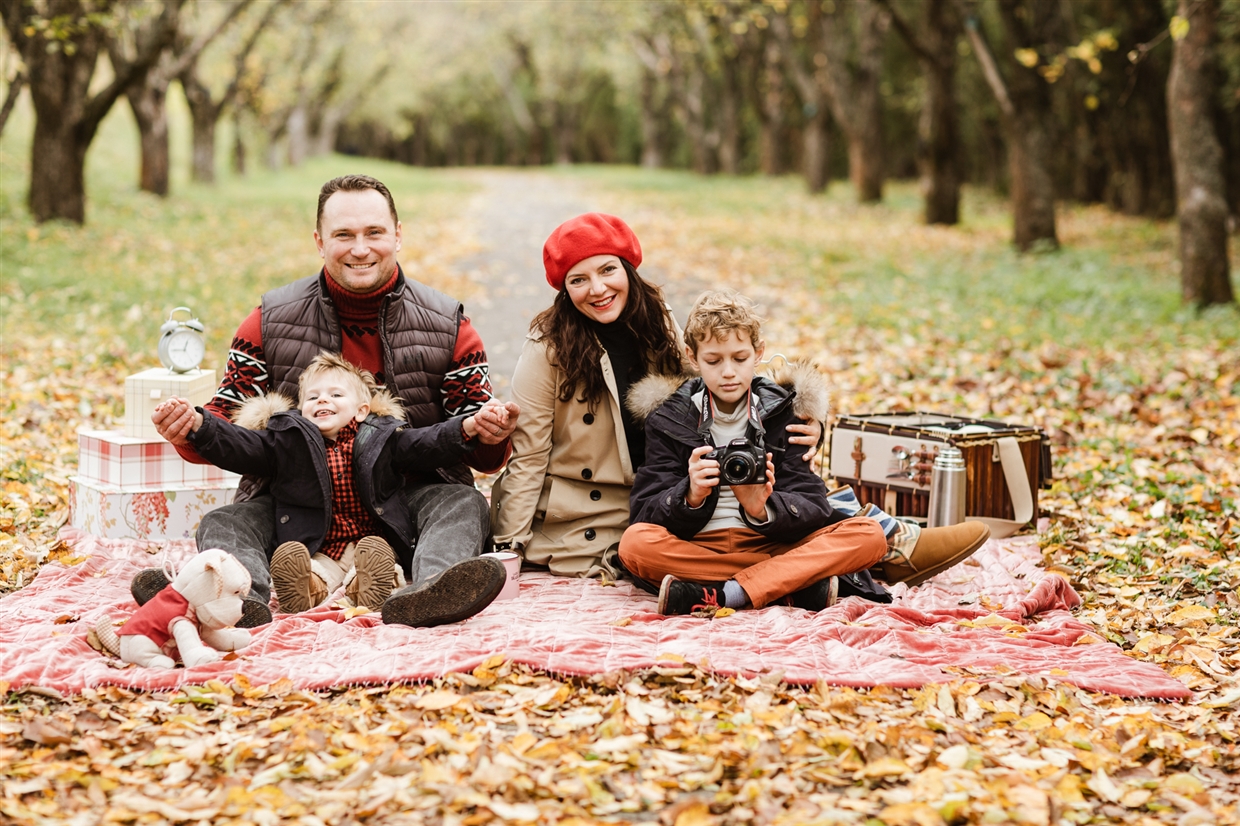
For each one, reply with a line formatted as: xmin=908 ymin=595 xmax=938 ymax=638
xmin=706 ymin=435 xmax=767 ymax=486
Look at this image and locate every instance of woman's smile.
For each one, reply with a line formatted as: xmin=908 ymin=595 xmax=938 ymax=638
xmin=565 ymin=254 xmax=630 ymax=324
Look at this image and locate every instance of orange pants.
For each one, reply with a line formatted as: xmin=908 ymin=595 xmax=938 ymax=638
xmin=618 ymin=518 xmax=887 ymax=608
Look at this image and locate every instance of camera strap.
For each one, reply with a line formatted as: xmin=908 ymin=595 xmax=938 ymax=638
xmin=697 ymin=388 xmax=765 ymax=445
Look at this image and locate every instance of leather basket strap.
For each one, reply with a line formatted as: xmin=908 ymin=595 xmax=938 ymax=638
xmin=968 ymin=436 xmax=1034 ymax=538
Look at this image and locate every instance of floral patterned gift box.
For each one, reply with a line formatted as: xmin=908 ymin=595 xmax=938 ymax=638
xmin=69 ymin=477 xmax=240 ymax=541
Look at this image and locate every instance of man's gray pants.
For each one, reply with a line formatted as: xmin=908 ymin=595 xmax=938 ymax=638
xmin=196 ymin=482 xmax=491 ymax=604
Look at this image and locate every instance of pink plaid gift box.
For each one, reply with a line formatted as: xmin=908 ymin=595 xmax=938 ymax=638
xmin=76 ymin=429 xmax=240 ymax=488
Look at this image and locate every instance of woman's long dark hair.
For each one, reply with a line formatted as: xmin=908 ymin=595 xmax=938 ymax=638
xmin=531 ymin=259 xmax=682 ymax=410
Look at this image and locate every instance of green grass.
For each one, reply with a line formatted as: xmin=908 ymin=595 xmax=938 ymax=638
xmin=565 ymin=164 xmax=1238 ymax=354
xmin=1 ymin=88 xmax=477 ymax=365
xmin=3 ymin=92 xmax=1237 ymax=371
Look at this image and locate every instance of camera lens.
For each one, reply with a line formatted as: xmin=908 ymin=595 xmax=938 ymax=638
xmin=723 ymin=454 xmax=755 ymax=484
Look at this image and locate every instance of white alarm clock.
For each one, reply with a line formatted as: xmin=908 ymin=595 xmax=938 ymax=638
xmin=158 ymin=307 xmax=206 ymax=373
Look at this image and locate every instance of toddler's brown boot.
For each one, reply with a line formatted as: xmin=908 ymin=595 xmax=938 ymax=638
xmin=271 ymin=541 xmax=327 ymax=613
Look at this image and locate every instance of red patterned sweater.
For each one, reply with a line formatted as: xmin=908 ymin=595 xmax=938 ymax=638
xmin=174 ymin=268 xmax=510 ymax=474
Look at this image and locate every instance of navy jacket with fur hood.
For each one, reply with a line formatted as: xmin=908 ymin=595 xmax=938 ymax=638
xmin=627 ymin=364 xmax=846 ymax=543
xmin=187 ymin=390 xmax=473 ymax=576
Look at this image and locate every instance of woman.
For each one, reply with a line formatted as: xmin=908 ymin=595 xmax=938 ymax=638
xmin=489 ymin=213 xmax=820 ymax=577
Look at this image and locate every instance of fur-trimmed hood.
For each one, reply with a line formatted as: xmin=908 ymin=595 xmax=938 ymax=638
xmin=231 ymin=388 xmax=406 ymax=431
xmin=625 ymin=360 xmax=830 ymax=424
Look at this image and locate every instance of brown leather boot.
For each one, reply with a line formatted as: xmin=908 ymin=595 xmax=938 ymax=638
xmin=271 ymin=541 xmax=328 ymax=613
xmin=345 ymin=536 xmax=398 ymax=611
xmin=880 ymin=521 xmax=990 ymax=587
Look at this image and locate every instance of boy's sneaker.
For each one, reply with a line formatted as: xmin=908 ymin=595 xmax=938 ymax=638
xmin=381 ymin=556 xmax=506 ymax=628
xmin=788 ymin=576 xmax=839 ymax=612
xmin=657 ymin=575 xmax=729 ymax=617
xmin=131 ymin=564 xmax=272 ymax=626
xmin=880 ymin=521 xmax=990 ymax=588
xmin=271 ymin=541 xmax=327 ymax=613
xmin=346 ymin=536 xmax=398 ymax=610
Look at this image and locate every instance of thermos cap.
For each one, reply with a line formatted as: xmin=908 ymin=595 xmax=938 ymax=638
xmin=934 ymin=445 xmax=965 ymax=469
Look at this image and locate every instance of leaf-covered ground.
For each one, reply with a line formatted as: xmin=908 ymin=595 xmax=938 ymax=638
xmin=2 ymin=103 xmax=1239 ymax=823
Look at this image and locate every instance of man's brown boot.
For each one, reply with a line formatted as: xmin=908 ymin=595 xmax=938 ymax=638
xmin=271 ymin=541 xmax=328 ymax=613
xmin=880 ymin=521 xmax=990 ymax=587
xmin=346 ymin=536 xmax=398 ymax=611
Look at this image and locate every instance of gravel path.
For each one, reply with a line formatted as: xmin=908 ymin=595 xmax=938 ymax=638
xmin=453 ymin=170 xmax=705 ymax=396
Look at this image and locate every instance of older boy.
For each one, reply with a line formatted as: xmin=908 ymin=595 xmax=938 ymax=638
xmin=155 ymin=353 xmax=511 ymax=625
xmin=619 ymin=291 xmax=989 ymax=615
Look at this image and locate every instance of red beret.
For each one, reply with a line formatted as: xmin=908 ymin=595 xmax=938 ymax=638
xmin=542 ymin=213 xmax=642 ymax=290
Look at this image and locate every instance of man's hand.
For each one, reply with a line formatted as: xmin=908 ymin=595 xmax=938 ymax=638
xmin=686 ymin=445 xmax=719 ymax=509
xmin=786 ymin=420 xmax=823 ymax=467
xmin=732 ymin=453 xmax=775 ymax=521
xmin=471 ymin=399 xmax=520 ymax=445
xmin=152 ymin=397 xmax=202 ymax=446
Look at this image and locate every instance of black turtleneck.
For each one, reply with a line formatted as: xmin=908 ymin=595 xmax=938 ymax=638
xmin=590 ymin=319 xmax=649 ymax=468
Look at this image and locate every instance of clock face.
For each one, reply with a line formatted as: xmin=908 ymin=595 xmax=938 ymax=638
xmin=166 ymin=329 xmax=205 ymax=372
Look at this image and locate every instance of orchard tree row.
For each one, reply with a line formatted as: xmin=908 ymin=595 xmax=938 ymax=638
xmin=1 ymin=0 xmax=1234 ymax=307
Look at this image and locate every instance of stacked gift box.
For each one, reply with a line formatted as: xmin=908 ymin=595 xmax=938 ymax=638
xmin=70 ymin=368 xmax=240 ymax=541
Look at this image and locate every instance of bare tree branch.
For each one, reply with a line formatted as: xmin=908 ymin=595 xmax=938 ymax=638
xmin=960 ymin=8 xmax=1015 ymax=118
xmin=0 ymin=67 xmax=25 ymax=137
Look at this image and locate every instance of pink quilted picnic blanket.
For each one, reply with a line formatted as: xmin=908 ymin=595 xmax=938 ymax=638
xmin=0 ymin=528 xmax=1190 ymax=699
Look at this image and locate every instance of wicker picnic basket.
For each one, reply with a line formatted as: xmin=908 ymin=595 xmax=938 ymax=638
xmin=827 ymin=412 xmax=1052 ymax=533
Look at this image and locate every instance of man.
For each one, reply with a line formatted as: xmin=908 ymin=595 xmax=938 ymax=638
xmin=136 ymin=174 xmax=520 ymax=628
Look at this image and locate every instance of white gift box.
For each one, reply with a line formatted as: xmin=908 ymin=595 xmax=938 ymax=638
xmin=76 ymin=429 xmax=239 ymax=488
xmin=69 ymin=476 xmax=240 ymax=541
xmin=124 ymin=368 xmax=217 ymax=440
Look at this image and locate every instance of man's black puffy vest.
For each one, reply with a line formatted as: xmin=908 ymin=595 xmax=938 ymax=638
xmin=260 ymin=270 xmax=472 ymax=485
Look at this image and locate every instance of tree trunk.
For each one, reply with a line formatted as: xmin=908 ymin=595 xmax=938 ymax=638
xmin=914 ymin=0 xmax=960 ymax=224
xmin=184 ymin=78 xmax=219 ymax=184
xmin=10 ymin=3 xmax=99 ymax=223
xmin=232 ymin=107 xmax=247 ymax=175
xmin=819 ymin=0 xmax=888 ymax=202
xmin=0 ymin=69 xmax=25 ymax=138
xmin=849 ymin=94 xmax=884 ymax=202
xmin=681 ymin=57 xmax=713 ymax=174
xmin=1008 ymin=113 xmax=1058 ymax=249
xmin=638 ymin=65 xmax=662 ymax=169
xmin=920 ymin=63 xmax=960 ymax=223
xmin=286 ymin=105 xmax=308 ymax=166
xmin=965 ymin=1 xmax=1060 ymax=249
xmin=125 ymin=81 xmax=171 ymax=197
xmin=802 ymin=107 xmax=830 ymax=194
xmin=313 ymin=107 xmax=342 ymax=156
xmin=759 ymin=38 xmax=784 ymax=176
xmin=4 ymin=0 xmax=181 ymax=222
xmin=1167 ymin=0 xmax=1234 ymax=307
xmin=717 ymin=54 xmax=741 ymax=174
xmin=554 ymin=99 xmax=574 ymax=164
xmin=29 ymin=111 xmax=89 ymax=224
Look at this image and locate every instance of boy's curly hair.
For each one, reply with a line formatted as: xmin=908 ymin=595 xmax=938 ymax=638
xmin=683 ymin=289 xmax=764 ymax=355
xmin=297 ymin=351 xmax=377 ymax=406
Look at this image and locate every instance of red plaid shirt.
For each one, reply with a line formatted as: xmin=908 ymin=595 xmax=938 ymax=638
xmin=320 ymin=419 xmax=380 ymax=561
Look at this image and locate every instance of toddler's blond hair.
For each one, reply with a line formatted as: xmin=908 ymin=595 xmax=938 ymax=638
xmin=297 ymin=352 xmax=376 ymax=405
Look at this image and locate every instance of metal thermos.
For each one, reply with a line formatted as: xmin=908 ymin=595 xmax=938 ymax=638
xmin=927 ymin=445 xmax=966 ymax=528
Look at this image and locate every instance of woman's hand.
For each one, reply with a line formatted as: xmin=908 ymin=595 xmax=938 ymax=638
xmin=732 ymin=453 xmax=775 ymax=521
xmin=686 ymin=445 xmax=719 ymax=508
xmin=786 ymin=420 xmax=823 ymax=467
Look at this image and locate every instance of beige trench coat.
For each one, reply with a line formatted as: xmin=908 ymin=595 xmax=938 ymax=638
xmin=490 ymin=335 xmax=641 ymax=578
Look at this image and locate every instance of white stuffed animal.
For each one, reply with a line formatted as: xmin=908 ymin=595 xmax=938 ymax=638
xmin=96 ymin=549 xmax=252 ymax=669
